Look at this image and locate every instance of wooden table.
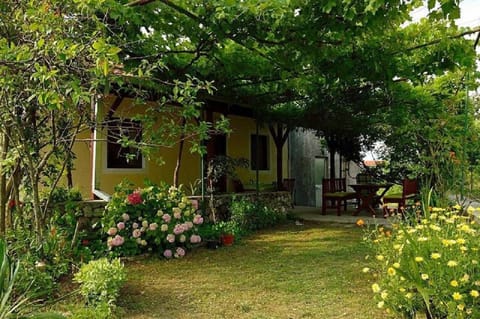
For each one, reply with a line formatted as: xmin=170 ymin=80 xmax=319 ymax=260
xmin=349 ymin=184 xmax=392 ymax=216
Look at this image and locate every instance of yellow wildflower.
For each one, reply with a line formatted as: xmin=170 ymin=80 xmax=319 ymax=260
xmin=376 ymin=255 xmax=384 ymax=261
xmin=387 ymin=268 xmax=396 ymax=276
xmin=470 ymin=290 xmax=479 ymax=298
xmin=372 ymin=283 xmax=381 ymax=293
xmin=362 ymin=267 xmax=370 ymax=273
xmin=405 ymin=292 xmax=413 ymax=299
xmin=377 ymin=301 xmax=384 ymax=308
xmin=453 ymin=292 xmax=463 ymax=300
xmin=421 ymin=273 xmax=429 ymax=280
xmin=457 ymin=303 xmax=466 ymax=311
xmin=447 ymin=260 xmax=458 ymax=267
xmin=461 ymin=274 xmax=470 ymax=282
xmin=393 ymin=262 xmax=400 ymax=269
xmin=450 ymin=280 xmax=459 ymax=287
xmin=415 ymin=257 xmax=424 ymax=263
xmin=431 ymin=252 xmax=441 ymax=260
xmin=381 ymin=291 xmax=388 ymax=300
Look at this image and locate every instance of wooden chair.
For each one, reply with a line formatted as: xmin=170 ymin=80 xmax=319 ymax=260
xmin=322 ymin=178 xmax=357 ymax=215
xmin=383 ymin=179 xmax=418 ymax=215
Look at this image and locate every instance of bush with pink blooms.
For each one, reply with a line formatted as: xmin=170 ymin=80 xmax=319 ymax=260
xmin=102 ymin=180 xmax=203 ymax=258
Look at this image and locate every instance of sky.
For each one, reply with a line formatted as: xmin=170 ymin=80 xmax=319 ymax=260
xmin=411 ymin=0 xmax=480 ymax=27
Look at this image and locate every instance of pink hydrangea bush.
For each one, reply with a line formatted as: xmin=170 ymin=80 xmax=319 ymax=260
xmin=102 ymin=181 xmax=203 ymax=258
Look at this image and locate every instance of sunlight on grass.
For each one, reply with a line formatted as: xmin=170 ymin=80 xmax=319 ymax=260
xmin=117 ymin=221 xmax=387 ymax=319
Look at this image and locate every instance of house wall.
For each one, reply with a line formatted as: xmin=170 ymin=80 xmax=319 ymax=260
xmin=288 ymin=129 xmax=362 ymax=207
xmin=71 ymin=97 xmax=289 ymax=198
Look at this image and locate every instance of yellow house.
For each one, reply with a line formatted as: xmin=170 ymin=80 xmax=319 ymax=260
xmin=71 ymin=95 xmax=289 ymax=199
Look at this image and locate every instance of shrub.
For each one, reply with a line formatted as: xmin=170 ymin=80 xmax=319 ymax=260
xmin=366 ymin=205 xmax=480 ymax=318
xmin=230 ymin=196 xmax=286 ymax=233
xmin=102 ymin=180 xmax=203 ymax=258
xmin=73 ymin=258 xmax=125 ymax=307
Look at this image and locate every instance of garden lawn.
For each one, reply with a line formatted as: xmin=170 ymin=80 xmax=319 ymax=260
xmin=117 ymin=221 xmax=386 ymax=319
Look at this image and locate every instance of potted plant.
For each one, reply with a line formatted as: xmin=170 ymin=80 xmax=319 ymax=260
xmin=198 ymin=223 xmax=222 ymax=249
xmin=214 ymin=221 xmax=241 ymax=246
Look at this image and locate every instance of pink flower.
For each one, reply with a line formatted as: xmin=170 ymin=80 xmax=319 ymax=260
xmin=132 ymin=229 xmax=142 ymax=238
xmin=117 ymin=222 xmax=125 ymax=230
xmin=162 ymin=214 xmax=171 ymax=223
xmin=166 ymin=234 xmax=175 ymax=243
xmin=107 ymin=227 xmax=117 ymax=236
xmin=111 ymin=235 xmax=124 ymax=247
xmin=173 ymin=224 xmax=184 ymax=235
xmin=175 ymin=247 xmax=185 ymax=258
xmin=149 ymin=223 xmax=158 ymax=231
xmin=132 ymin=222 xmax=139 ymax=229
xmin=190 ymin=234 xmax=201 ymax=244
xmin=161 ymin=224 xmax=169 ymax=232
xmin=127 ymin=191 xmax=143 ymax=205
xmin=122 ymin=213 xmax=130 ymax=221
xmin=163 ymin=249 xmax=173 ymax=258
xmin=193 ymin=215 xmax=204 ymax=225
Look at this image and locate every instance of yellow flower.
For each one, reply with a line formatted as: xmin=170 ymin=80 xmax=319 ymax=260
xmin=447 ymin=260 xmax=458 ymax=267
xmin=372 ymin=283 xmax=381 ymax=293
xmin=362 ymin=267 xmax=370 ymax=273
xmin=431 ymin=253 xmax=441 ymax=260
xmin=429 ymin=225 xmax=441 ymax=231
xmin=415 ymin=257 xmax=424 ymax=263
xmin=453 ymin=292 xmax=463 ymax=300
xmin=381 ymin=291 xmax=388 ymax=300
xmin=470 ymin=290 xmax=479 ymax=298
xmin=457 ymin=303 xmax=466 ymax=311
xmin=393 ymin=244 xmax=402 ymax=250
xmin=453 ymin=204 xmax=462 ymax=210
xmin=450 ymin=280 xmax=459 ymax=287
xmin=405 ymin=292 xmax=413 ymax=299
xmin=461 ymin=274 xmax=470 ymax=282
xmin=460 ymin=246 xmax=468 ymax=252
xmin=421 ymin=273 xmax=429 ymax=280
xmin=377 ymin=301 xmax=384 ymax=308
xmin=457 ymin=238 xmax=466 ymax=244
xmin=376 ymin=255 xmax=384 ymax=261
xmin=393 ymin=262 xmax=400 ymax=269
xmin=387 ymin=268 xmax=396 ymax=276
xmin=467 ymin=206 xmax=475 ymax=214
xmin=399 ymin=288 xmax=406 ymax=292
xmin=356 ymin=219 xmax=365 ymax=227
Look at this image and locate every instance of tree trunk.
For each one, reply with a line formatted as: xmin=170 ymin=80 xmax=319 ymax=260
xmin=0 ymin=130 xmax=9 ymax=235
xmin=173 ymin=117 xmax=187 ymax=187
xmin=269 ymin=123 xmax=290 ymax=190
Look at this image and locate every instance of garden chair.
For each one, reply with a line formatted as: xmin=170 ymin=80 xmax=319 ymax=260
xmin=382 ymin=178 xmax=418 ymax=216
xmin=322 ymin=178 xmax=357 ymax=215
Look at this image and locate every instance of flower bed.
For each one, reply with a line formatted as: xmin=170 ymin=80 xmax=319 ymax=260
xmin=366 ymin=206 xmax=480 ymax=318
xmin=102 ymin=181 xmax=203 ymax=258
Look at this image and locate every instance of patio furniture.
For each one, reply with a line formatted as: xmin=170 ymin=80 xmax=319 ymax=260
xmin=322 ymin=178 xmax=357 ymax=215
xmin=350 ymin=183 xmax=392 ymax=217
xmin=382 ymin=179 xmax=418 ymax=215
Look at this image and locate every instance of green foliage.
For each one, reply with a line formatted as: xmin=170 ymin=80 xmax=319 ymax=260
xmin=365 ymin=205 xmax=480 ymax=318
xmin=230 ymin=197 xmax=286 ymax=234
xmin=0 ymin=239 xmax=29 ymax=319
xmin=73 ymin=258 xmax=126 ymax=307
xmin=103 ymin=180 xmax=204 ymax=258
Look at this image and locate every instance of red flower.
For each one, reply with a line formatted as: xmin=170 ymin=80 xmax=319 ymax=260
xmin=127 ymin=191 xmax=143 ymax=205
xmin=81 ymin=239 xmax=90 ymax=246
xmin=8 ymin=200 xmax=16 ymax=209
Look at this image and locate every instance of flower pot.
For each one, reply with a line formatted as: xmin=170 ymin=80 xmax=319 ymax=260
xmin=221 ymin=234 xmax=234 ymax=246
xmin=206 ymin=239 xmax=220 ymax=250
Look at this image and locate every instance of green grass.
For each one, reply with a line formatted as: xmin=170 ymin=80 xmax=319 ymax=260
xmin=116 ymin=221 xmax=387 ymax=319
